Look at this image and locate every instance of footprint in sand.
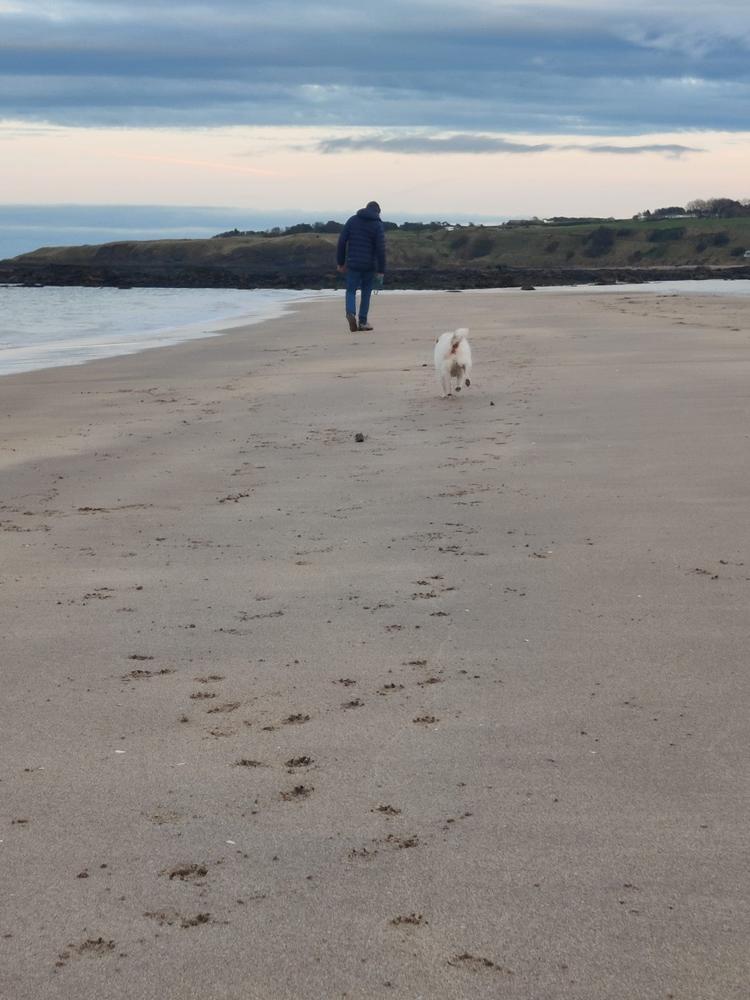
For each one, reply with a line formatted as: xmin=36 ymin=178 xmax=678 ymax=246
xmin=144 ymin=910 xmax=212 ymax=929
xmin=371 ymin=804 xmax=402 ymax=818
xmin=285 ymin=755 xmax=313 ymax=770
xmin=390 ymin=913 xmax=428 ymax=927
xmin=56 ymin=937 xmax=116 ymax=968
xmin=280 ymin=784 xmax=313 ymax=801
xmin=447 ymin=952 xmax=514 ymax=975
xmin=162 ymin=863 xmax=208 ymax=882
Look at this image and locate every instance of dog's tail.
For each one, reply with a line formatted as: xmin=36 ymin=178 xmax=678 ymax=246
xmin=449 ymin=328 xmax=468 ymax=353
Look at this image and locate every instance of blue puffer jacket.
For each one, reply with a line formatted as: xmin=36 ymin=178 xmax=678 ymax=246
xmin=336 ymin=206 xmax=386 ymax=272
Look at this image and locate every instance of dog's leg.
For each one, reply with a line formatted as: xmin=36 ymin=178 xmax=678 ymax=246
xmin=441 ymin=372 xmax=452 ymax=398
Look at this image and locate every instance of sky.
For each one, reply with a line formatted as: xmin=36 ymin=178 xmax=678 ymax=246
xmin=1 ymin=0 xmax=749 ymax=255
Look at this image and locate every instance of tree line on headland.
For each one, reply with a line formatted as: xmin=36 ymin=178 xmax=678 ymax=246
xmin=213 ymin=220 xmax=462 ymax=238
xmin=212 ymin=198 xmax=750 ymax=240
xmin=636 ymin=198 xmax=750 ymax=220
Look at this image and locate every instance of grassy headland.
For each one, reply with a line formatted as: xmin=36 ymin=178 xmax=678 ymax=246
xmin=2 ymin=216 xmax=750 ymax=288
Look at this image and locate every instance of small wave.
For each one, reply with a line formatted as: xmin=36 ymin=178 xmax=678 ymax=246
xmin=0 ymin=287 xmax=337 ymax=376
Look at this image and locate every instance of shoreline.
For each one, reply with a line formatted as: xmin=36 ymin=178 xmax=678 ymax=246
xmin=3 ymin=279 xmax=750 ymax=379
xmin=3 ymin=290 xmax=749 ymax=1000
xmin=0 ymin=286 xmax=339 ymax=378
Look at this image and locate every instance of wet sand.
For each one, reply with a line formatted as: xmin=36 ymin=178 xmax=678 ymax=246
xmin=1 ymin=290 xmax=748 ymax=999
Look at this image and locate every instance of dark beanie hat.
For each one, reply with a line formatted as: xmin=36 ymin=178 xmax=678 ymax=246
xmin=366 ymin=201 xmax=381 ymax=214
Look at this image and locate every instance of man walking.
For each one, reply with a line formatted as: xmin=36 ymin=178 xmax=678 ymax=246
xmin=336 ymin=201 xmax=386 ymax=332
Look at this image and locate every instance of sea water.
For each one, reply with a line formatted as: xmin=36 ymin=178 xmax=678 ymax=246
xmin=1 ymin=280 xmax=749 ymax=377
xmin=521 ymin=278 xmax=750 ymax=297
xmin=0 ymin=285 xmax=338 ymax=376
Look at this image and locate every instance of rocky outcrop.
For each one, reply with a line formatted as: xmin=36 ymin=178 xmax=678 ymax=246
xmin=2 ymin=259 xmax=749 ymax=290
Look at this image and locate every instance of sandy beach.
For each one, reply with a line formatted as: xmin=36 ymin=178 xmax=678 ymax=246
xmin=2 ymin=289 xmax=749 ymax=1000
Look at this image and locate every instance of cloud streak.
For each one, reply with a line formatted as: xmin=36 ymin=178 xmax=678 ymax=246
xmin=317 ymin=132 xmax=702 ymax=157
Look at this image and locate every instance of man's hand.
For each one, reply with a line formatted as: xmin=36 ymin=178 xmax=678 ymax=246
xmin=337 ymin=264 xmax=347 ymax=273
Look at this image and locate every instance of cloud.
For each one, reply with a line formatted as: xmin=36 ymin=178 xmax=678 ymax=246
xmin=318 ymin=132 xmax=703 ymax=157
xmin=582 ymin=142 xmax=700 ymax=157
xmin=320 ymin=134 xmax=556 ymax=155
xmin=1 ymin=1 xmax=750 ymax=131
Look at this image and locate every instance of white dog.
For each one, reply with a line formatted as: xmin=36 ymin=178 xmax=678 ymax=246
xmin=433 ymin=328 xmax=472 ymax=398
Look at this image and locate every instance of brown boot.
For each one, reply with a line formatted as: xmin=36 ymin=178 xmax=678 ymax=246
xmin=346 ymin=312 xmax=358 ymax=332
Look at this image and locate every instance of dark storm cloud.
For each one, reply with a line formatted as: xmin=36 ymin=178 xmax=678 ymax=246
xmin=1 ymin=1 xmax=749 ymax=131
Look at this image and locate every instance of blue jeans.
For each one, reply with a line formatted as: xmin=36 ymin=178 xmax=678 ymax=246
xmin=345 ymin=268 xmax=374 ymax=322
